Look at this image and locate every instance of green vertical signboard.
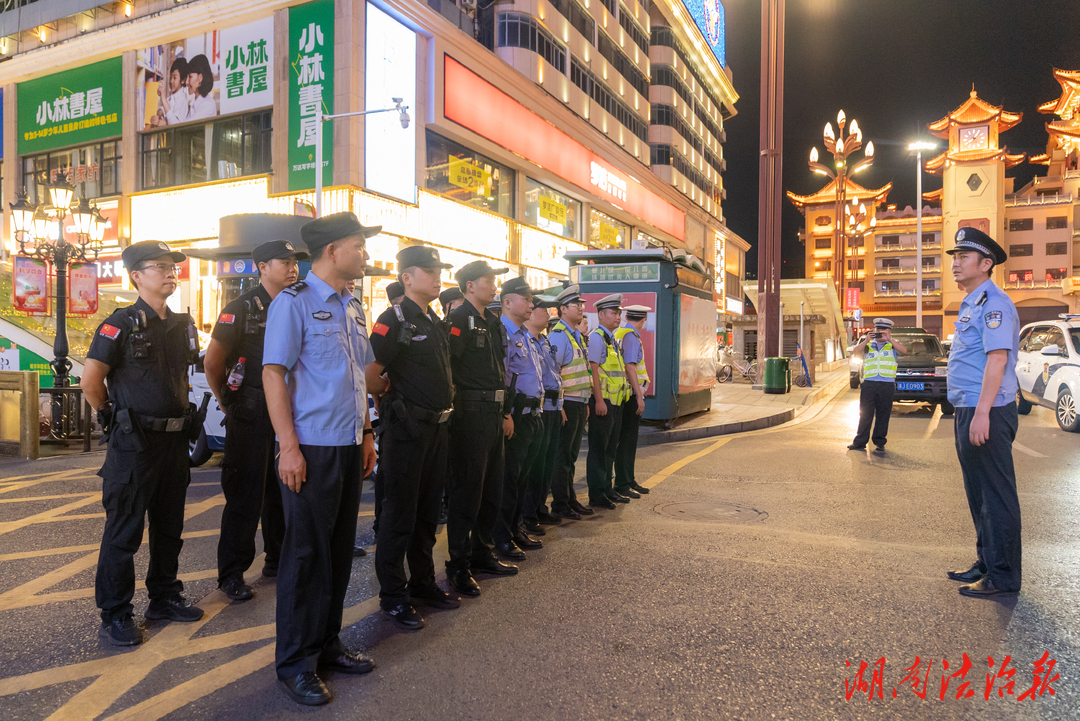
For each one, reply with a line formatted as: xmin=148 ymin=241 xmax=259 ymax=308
xmin=288 ymin=0 xmax=334 ymax=192
xmin=18 ymin=57 xmax=123 ymax=155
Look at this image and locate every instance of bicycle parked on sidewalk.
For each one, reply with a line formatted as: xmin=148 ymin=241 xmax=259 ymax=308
xmin=717 ymin=353 xmax=757 ymax=383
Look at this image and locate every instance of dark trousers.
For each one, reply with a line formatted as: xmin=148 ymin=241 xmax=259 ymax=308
xmin=375 ymin=417 xmax=448 ymax=607
xmin=586 ymin=397 xmax=623 ymax=501
xmin=954 ymin=403 xmax=1022 ymax=591
xmin=852 ymin=380 xmax=895 ymax=448
xmin=371 ymin=465 xmax=385 ymax=535
xmin=523 ymin=409 xmax=562 ymax=523
xmin=551 ymin=401 xmax=588 ymax=513
xmin=614 ymin=397 xmax=643 ymax=490
xmin=446 ymin=406 xmax=505 ymax=570
xmin=493 ymin=412 xmax=542 ymax=545
xmin=95 ymin=431 xmax=190 ymax=622
xmin=217 ymin=408 xmax=284 ymax=582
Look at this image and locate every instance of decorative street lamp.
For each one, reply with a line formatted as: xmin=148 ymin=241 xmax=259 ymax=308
xmin=843 ymin=197 xmax=876 ymax=288
xmin=808 ymin=110 xmax=875 ymax=299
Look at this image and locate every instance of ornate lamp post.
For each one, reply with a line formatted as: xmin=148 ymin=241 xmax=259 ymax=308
xmin=808 ymin=110 xmax=874 ymax=299
xmin=843 ymin=197 xmax=876 ymax=289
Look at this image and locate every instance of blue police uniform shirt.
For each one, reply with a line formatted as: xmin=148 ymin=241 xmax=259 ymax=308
xmin=502 ymin=315 xmax=544 ymax=406
xmin=862 ymin=339 xmax=897 ymax=383
xmin=947 ymin=277 xmax=1019 ymax=408
xmin=549 ymin=323 xmax=588 ymax=404
xmin=588 ymin=326 xmax=619 ymax=365
xmin=532 ymin=332 xmax=564 ymax=411
xmin=263 ymin=272 xmax=374 ymax=446
xmin=619 ymin=323 xmax=644 ymax=366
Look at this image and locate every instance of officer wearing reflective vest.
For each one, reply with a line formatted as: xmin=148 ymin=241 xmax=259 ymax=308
xmin=586 ymin=293 xmax=632 ymax=509
xmin=613 ymin=304 xmax=652 ymax=498
xmin=81 ymin=241 xmax=207 ymax=646
xmin=848 ymin=318 xmax=907 ymax=452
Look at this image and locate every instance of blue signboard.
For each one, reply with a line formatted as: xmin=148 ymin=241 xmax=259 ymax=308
xmin=217 ymin=259 xmax=257 ymax=276
xmin=683 ymin=0 xmax=725 ymax=68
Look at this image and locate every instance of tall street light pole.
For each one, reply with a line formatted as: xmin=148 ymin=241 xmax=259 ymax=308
xmin=757 ymin=0 xmax=784 ymax=368
xmin=908 ymin=141 xmax=936 ymax=329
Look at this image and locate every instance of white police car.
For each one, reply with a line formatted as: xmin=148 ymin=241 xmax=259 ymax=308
xmin=188 ymin=351 xmax=227 ymax=465
xmin=1016 ymin=314 xmax=1080 ymax=432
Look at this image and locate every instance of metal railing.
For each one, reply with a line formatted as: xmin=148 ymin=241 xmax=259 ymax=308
xmin=873 ymin=288 xmax=942 ymax=298
xmin=1002 ymin=279 xmax=1064 ymax=290
xmin=1005 ymin=193 xmax=1073 ymax=207
xmin=39 ymin=385 xmax=94 ymax=452
xmin=0 ymin=371 xmax=39 ymax=459
xmin=875 ymin=265 xmax=941 ymax=275
xmin=876 ymin=239 xmax=942 ymax=251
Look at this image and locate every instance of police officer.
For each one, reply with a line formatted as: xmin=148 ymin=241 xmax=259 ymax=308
xmin=444 ymin=260 xmax=519 ymax=597
xmin=263 ymin=213 xmax=379 ymax=706
xmin=613 ymin=304 xmax=652 ymax=497
xmin=493 ymin=277 xmax=546 ymax=560
xmin=368 ymin=281 xmax=405 ymax=545
xmin=847 ymin=318 xmax=907 ymax=453
xmin=547 ymin=285 xmax=594 ymax=520
xmin=81 ymin=241 xmax=205 ymax=646
xmin=439 ymin=286 xmax=465 ymax=318
xmin=522 ymin=297 xmax=565 ymax=534
xmin=386 ymin=281 xmax=404 ymax=305
xmin=943 ymin=228 xmax=1022 ymax=599
xmin=369 ymin=246 xmax=460 ymax=629
xmin=206 ymin=240 xmax=306 ymax=600
xmin=586 ymin=293 xmax=631 ymax=509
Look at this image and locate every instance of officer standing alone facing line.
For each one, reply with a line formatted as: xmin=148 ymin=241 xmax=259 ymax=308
xmin=586 ymin=294 xmax=631 ymax=510
xmin=847 ymin=318 xmax=906 ymax=453
xmin=205 ymin=240 xmax=306 ymax=601
xmin=262 ymin=213 xmax=379 ymax=706
xmin=82 ymin=241 xmax=205 ymax=646
xmin=942 ymin=228 xmax=1022 ymax=599
xmin=613 ymin=305 xmax=652 ymax=498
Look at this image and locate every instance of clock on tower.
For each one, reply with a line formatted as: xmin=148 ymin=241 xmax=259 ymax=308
xmin=959 ymin=125 xmax=989 ymax=151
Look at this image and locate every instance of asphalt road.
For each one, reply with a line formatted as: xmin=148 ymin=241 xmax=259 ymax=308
xmin=0 ymin=388 xmax=1076 ymax=720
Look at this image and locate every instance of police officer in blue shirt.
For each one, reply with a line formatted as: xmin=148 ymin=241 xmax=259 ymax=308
xmin=263 ymin=212 xmax=379 ymax=706
xmin=943 ymin=227 xmax=1022 ymax=599
xmin=522 ymin=296 xmax=565 ymax=535
xmin=613 ymin=304 xmax=653 ymax=497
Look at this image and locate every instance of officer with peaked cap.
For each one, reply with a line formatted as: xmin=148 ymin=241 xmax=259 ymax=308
xmin=521 ymin=295 xmax=565 ymax=534
xmin=207 ymin=240 xmax=308 ymax=602
xmin=81 ymin=241 xmax=204 ymax=646
xmin=942 ymin=227 xmax=1023 ymax=599
xmin=586 ymin=293 xmax=632 ymax=509
xmin=262 ymin=212 xmax=380 ymax=705
xmin=847 ymin=317 xmax=907 ymax=453
xmin=439 ymin=286 xmax=465 ymax=318
xmin=613 ymin=304 xmax=653 ymax=498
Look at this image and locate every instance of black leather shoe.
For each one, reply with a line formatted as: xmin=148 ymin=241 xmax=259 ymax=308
xmin=513 ymin=533 xmax=543 ymax=550
xmin=262 ymin=561 xmax=278 ymax=578
xmin=607 ymin=491 xmax=631 ymax=504
xmin=553 ymin=507 xmax=582 ymax=521
xmin=629 ymin=482 xmax=650 ymax=495
xmin=959 ymin=576 xmax=1018 ymax=598
xmin=383 ymin=603 xmax=425 ymax=630
xmin=536 ymin=510 xmax=563 ymax=525
xmin=570 ymin=500 xmax=595 ymax=515
xmin=448 ymin=568 xmax=482 ymax=596
xmin=411 ymin=583 xmax=461 ymax=609
xmin=353 ymin=542 xmax=367 ymax=557
xmin=319 ymin=650 xmax=375 ymax=675
xmin=590 ymin=496 xmax=616 ymax=510
xmin=947 ymin=561 xmax=987 ymax=583
xmin=220 ymin=576 xmax=254 ymax=601
xmin=873 ymin=446 xmax=886 ymax=454
xmin=522 ymin=521 xmax=547 ymax=536
xmin=847 ymin=443 xmax=866 ymax=450
xmin=145 ymin=596 xmax=204 ymax=622
xmin=278 ymin=672 xmax=331 ymax=706
xmin=471 ymin=555 xmax=519 ymax=576
xmin=614 ymin=486 xmax=640 ymax=499
xmin=496 ymin=541 xmax=526 ymax=561
xmin=99 ymin=613 xmax=143 ymax=646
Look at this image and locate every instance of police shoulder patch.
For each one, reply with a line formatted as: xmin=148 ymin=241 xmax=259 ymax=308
xmin=984 ymin=310 xmax=1002 ymax=329
xmin=99 ymin=323 xmax=121 ymax=340
xmin=372 ymin=322 xmax=390 ymax=336
xmin=282 ymin=281 xmax=308 ymax=297
xmin=449 ymin=326 xmax=461 ymax=336
xmin=219 ymin=313 xmax=235 ymax=325
xmin=312 ymin=310 xmax=332 ymax=321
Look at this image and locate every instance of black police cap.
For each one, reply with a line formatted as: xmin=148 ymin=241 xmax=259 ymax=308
xmin=122 ymin=240 xmax=186 ymax=270
xmin=439 ymin=287 xmax=464 ymax=307
xmin=385 ymin=281 xmax=404 ymax=301
xmin=397 ymin=245 xmax=453 ymax=271
xmin=300 ymin=212 xmax=381 ymax=253
xmin=947 ymin=227 xmax=1007 ymax=265
xmin=501 ymin=276 xmax=533 ymax=298
xmin=252 ymin=239 xmax=309 ymax=266
xmin=456 ymin=260 xmax=509 ymax=290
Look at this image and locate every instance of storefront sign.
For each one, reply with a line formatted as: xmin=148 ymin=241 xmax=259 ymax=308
xmin=538 ymin=196 xmax=567 ymax=226
xmin=68 ymin=263 xmax=99 ymax=316
xmin=18 ymin=57 xmax=123 ymax=155
xmin=590 ymin=162 xmax=627 ymax=202
xmin=12 ymin=257 xmax=50 ymax=315
xmin=519 ymin=226 xmax=585 ymax=275
xmin=96 ymin=255 xmax=125 ymax=284
xmin=365 ymin=3 xmax=417 ymax=203
xmin=577 ymin=263 xmax=660 ymax=283
xmin=289 ymin=0 xmax=335 ymax=192
xmin=448 ymin=156 xmax=490 ymax=192
xmin=845 ymin=287 xmax=860 ymax=311
xmin=683 ymin=0 xmax=726 ymax=68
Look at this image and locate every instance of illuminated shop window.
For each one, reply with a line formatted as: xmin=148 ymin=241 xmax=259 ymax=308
xmin=589 ymin=208 xmax=628 ymax=249
xmin=141 ymin=110 xmax=271 ymax=190
xmin=525 ymin=178 xmax=581 ymax=241
xmin=425 ymin=131 xmax=514 ymax=217
xmin=22 ymin=141 xmax=122 ymax=205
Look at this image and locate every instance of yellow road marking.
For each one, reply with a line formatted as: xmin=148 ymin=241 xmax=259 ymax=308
xmin=0 ymin=492 xmax=99 ymax=504
xmin=0 ymin=528 xmax=223 ymax=562
xmin=641 ymin=437 xmax=734 ymax=489
xmin=0 ymin=494 xmax=101 ymax=537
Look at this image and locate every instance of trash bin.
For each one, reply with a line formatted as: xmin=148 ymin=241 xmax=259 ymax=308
xmin=763 ymin=357 xmax=790 ymax=394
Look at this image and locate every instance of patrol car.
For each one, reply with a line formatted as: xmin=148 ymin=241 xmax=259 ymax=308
xmin=188 ymin=351 xmax=226 ymax=466
xmin=1016 ymin=314 xmax=1080 ymax=432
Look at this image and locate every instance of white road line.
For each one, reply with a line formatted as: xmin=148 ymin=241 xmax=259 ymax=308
xmin=1012 ymin=441 xmax=1047 ymax=458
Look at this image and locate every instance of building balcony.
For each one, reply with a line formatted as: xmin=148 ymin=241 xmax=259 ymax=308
xmin=875 ymin=239 xmax=942 ymax=252
xmin=1064 ymin=276 xmax=1080 ymax=295
xmin=874 ymin=265 xmax=940 ymax=275
xmin=1002 ymin=279 xmax=1067 ymax=290
xmin=874 ymin=288 xmax=943 ymax=298
xmin=1005 ymin=192 xmax=1073 ymax=207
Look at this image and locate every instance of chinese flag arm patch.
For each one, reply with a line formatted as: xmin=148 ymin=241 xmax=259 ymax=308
xmin=450 ymin=326 xmax=461 ymax=336
xmin=218 ymin=313 xmax=235 ymax=324
xmin=372 ymin=322 xmax=390 ymax=336
xmin=99 ymin=324 xmax=121 ymax=340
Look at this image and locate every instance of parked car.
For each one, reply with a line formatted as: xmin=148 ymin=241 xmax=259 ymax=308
xmin=849 ymin=328 xmax=952 ymax=414
xmin=188 ymin=353 xmax=226 ymax=466
xmin=1016 ymin=315 xmax=1080 ymax=432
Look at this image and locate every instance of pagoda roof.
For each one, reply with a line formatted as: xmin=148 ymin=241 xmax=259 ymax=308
xmin=1038 ymin=68 xmax=1080 ymax=117
xmin=1029 ymin=153 xmax=1051 ymax=165
xmin=924 ymin=148 xmax=1026 ymax=175
xmin=786 ymin=176 xmax=891 ymax=209
xmin=1047 ymin=120 xmax=1080 ymax=139
xmin=922 ymin=188 xmax=943 ymax=203
xmin=928 ymin=89 xmax=1022 ymax=138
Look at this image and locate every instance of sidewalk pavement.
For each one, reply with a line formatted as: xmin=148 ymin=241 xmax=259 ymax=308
xmin=638 ymin=368 xmax=850 ymax=446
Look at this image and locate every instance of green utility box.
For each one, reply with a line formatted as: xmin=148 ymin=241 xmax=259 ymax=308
xmin=763 ymin=357 xmax=790 ymax=394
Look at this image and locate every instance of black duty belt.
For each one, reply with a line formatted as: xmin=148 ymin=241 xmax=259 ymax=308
xmin=544 ymin=389 xmax=564 ymax=401
xmin=514 ymin=393 xmax=542 ymax=411
xmin=457 ymin=389 xmax=505 ymax=403
xmin=137 ymin=414 xmax=192 ymax=432
xmin=409 ymin=406 xmax=454 ymax=424
xmin=238 ymin=385 xmax=266 ymax=401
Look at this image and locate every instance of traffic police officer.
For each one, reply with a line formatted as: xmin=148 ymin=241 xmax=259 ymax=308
xmin=369 ymin=245 xmax=460 ymax=629
xmin=206 ymin=240 xmax=307 ymax=601
xmin=522 ymin=296 xmax=565 ymax=533
xmin=493 ymin=277 xmax=546 ymax=560
xmin=586 ymin=293 xmax=631 ymax=509
xmin=547 ymin=285 xmax=594 ymax=519
xmin=613 ymin=304 xmax=652 ymax=497
xmin=847 ymin=318 xmax=907 ymax=453
xmin=263 ymin=212 xmax=379 ymax=706
xmin=82 ymin=241 xmax=205 ymax=646
xmin=943 ymin=228 xmax=1022 ymax=598
xmin=444 ymin=260 xmax=520 ymax=597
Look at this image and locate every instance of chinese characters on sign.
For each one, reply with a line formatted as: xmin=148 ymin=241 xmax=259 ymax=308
xmin=590 ymin=161 xmax=628 ymax=203
xmin=18 ymin=57 xmax=123 ymax=155
xmin=12 ymin=257 xmax=51 ymax=316
xmin=224 ymin=38 xmax=270 ymax=100
xmin=68 ymin=263 xmax=99 ymax=316
xmin=577 ymin=264 xmax=661 ymax=283
xmin=448 ymin=156 xmax=490 ymax=193
xmin=289 ymin=0 xmax=334 ymax=191
xmin=539 ymin=196 xmax=568 ymax=226
xmin=845 ymin=286 xmax=861 ymax=311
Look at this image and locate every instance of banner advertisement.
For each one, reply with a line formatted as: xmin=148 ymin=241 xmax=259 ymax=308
xmin=137 ymin=16 xmax=274 ymax=131
xmin=288 ymin=0 xmax=335 ymax=192
xmin=68 ymin=263 xmax=99 ymax=316
xmin=678 ymin=293 xmax=717 ymax=393
xmin=13 ymin=257 xmax=51 ymax=316
xmin=845 ymin=286 xmax=860 ymax=311
xmin=18 ymin=57 xmax=123 ymax=155
xmin=582 ymin=292 xmax=657 ymax=396
xmin=96 ymin=255 xmax=125 ymax=284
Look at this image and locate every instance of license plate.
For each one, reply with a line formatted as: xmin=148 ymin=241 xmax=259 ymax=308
xmin=897 ymin=382 xmax=924 ymax=391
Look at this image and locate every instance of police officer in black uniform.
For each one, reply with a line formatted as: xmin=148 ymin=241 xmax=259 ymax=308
xmin=82 ymin=241 xmax=207 ymax=646
xmin=368 ymin=245 xmax=461 ymax=629
xmin=205 ymin=240 xmax=307 ymax=600
xmin=439 ymin=286 xmax=464 ymax=318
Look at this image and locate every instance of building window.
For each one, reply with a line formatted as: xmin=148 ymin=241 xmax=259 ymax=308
xmin=549 ymin=0 xmax=595 ymax=43
xmin=1008 ymin=218 xmax=1033 ymax=232
xmin=571 ymin=57 xmax=648 ymax=143
xmin=922 ymin=256 xmax=937 ymax=267
xmin=1046 ymin=242 xmax=1068 ymax=255
xmin=650 ymin=26 xmax=726 ymax=119
xmin=881 ymin=280 xmax=899 ymax=292
xmin=1047 ymin=216 xmax=1068 ymax=230
xmin=23 ymin=141 xmax=122 ymax=204
xmin=425 ymin=131 xmax=514 ymax=217
xmin=589 ymin=208 xmax=628 ymax=249
xmin=881 ymin=258 xmax=900 ymax=268
xmin=922 ymin=279 xmax=938 ymax=291
xmin=1009 ymin=244 xmax=1033 ymax=257
xmin=600 ymin=0 xmax=618 ymax=16
xmin=1046 ymin=268 xmax=1068 ymax=280
xmin=618 ymin=4 xmax=649 ymax=53
xmin=814 ymin=238 xmax=831 ymax=249
xmin=725 ymin=271 xmax=740 ymax=298
xmin=922 ymin=233 xmax=937 ymax=245
xmin=141 ymin=110 xmax=271 ymax=190
xmin=813 ymin=259 xmax=831 ymax=272
xmin=597 ymin=31 xmax=649 ymax=97
xmin=525 ymin=178 xmax=580 ymax=241
xmin=1008 ymin=269 xmax=1033 ymax=282
xmin=847 ymin=258 xmax=864 ymax=270
xmin=879 ymin=234 xmax=899 ymax=247
xmin=497 ymin=13 xmax=567 ymax=74
xmin=848 ymin=281 xmax=864 ymax=291
xmin=650 ymin=144 xmax=721 ymax=206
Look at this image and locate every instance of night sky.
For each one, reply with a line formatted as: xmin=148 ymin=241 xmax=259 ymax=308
xmin=720 ymin=0 xmax=1080 ymax=280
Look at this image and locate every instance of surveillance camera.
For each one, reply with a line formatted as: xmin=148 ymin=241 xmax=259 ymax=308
xmin=392 ymin=97 xmax=403 ymax=105
xmin=400 ymin=110 xmax=411 ymax=129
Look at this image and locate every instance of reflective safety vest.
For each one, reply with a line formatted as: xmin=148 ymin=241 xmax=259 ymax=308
xmin=589 ymin=327 xmax=630 ymax=404
xmin=550 ymin=319 xmax=591 ymax=399
xmin=862 ymin=341 xmax=897 ymax=381
xmin=614 ymin=325 xmax=650 ymax=392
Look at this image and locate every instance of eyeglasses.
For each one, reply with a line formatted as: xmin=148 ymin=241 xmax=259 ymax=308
xmin=137 ymin=262 xmax=180 ymax=275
